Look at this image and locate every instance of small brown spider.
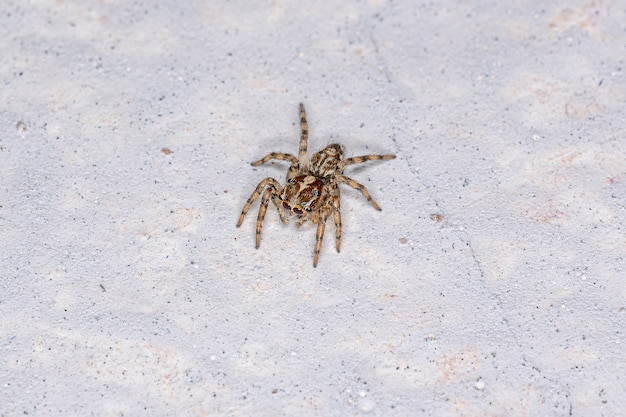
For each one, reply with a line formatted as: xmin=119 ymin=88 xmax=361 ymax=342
xmin=236 ymin=103 xmax=395 ymax=267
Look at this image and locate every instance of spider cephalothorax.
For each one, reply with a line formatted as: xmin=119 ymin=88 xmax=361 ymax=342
xmin=236 ymin=103 xmax=395 ymax=267
xmin=281 ymin=175 xmax=326 ymax=217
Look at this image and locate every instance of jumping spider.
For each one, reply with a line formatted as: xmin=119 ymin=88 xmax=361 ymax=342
xmin=236 ymin=103 xmax=395 ymax=267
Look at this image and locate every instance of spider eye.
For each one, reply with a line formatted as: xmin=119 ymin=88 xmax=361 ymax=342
xmin=293 ymin=207 xmax=303 ymax=215
xmin=282 ymin=201 xmax=291 ymax=210
xmin=287 ymin=178 xmax=296 ymax=185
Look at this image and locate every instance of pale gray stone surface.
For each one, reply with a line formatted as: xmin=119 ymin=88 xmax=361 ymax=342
xmin=1 ymin=1 xmax=625 ymax=416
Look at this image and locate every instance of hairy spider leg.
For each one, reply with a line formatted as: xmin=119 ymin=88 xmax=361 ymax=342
xmin=251 ymin=152 xmax=299 ymax=178
xmin=236 ymin=177 xmax=283 ymax=227
xmin=256 ymin=186 xmax=279 ymax=248
xmin=313 ymin=206 xmax=331 ymax=267
xmin=251 ymin=152 xmax=298 ymax=166
xmin=298 ymin=103 xmax=309 ymax=167
xmin=331 ymin=184 xmax=342 ymax=252
xmin=335 ymin=174 xmax=383 ymax=211
xmin=338 ymin=153 xmax=396 ymax=171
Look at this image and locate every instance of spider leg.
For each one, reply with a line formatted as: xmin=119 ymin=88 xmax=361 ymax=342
xmin=336 ymin=174 xmax=383 ymax=211
xmin=331 ymin=183 xmax=342 ymax=253
xmin=237 ymin=177 xmax=283 ymax=227
xmin=298 ymin=103 xmax=308 ymax=167
xmin=274 ymin=194 xmax=288 ymax=224
xmin=251 ymin=152 xmax=298 ymax=166
xmin=313 ymin=206 xmax=330 ymax=267
xmin=255 ymin=186 xmax=276 ymax=248
xmin=338 ymin=154 xmax=395 ymax=170
xmin=251 ymin=152 xmax=299 ymax=179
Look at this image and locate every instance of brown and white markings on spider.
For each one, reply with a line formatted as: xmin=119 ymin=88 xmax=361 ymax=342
xmin=236 ymin=103 xmax=396 ymax=267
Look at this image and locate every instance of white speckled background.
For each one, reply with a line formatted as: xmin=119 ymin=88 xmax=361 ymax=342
xmin=1 ymin=1 xmax=625 ymax=416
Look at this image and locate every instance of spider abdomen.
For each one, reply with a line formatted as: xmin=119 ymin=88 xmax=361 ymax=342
xmin=310 ymin=144 xmax=344 ymax=178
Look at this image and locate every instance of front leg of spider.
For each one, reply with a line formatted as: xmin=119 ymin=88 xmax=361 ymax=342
xmin=313 ymin=206 xmax=331 ymax=267
xmin=331 ymin=184 xmax=342 ymax=253
xmin=237 ymin=103 xmax=395 ymax=267
xmin=236 ymin=177 xmax=283 ymax=229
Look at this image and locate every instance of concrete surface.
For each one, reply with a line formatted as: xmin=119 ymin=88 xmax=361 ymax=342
xmin=1 ymin=1 xmax=625 ymax=416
